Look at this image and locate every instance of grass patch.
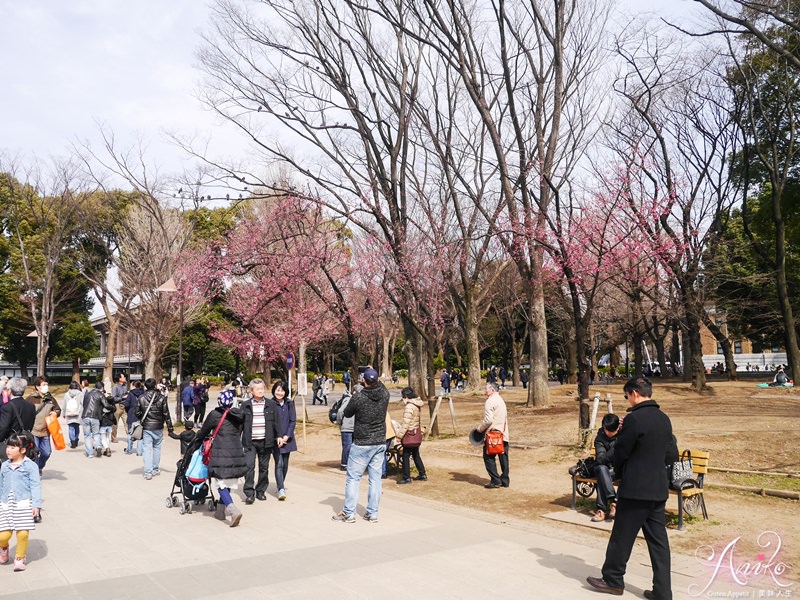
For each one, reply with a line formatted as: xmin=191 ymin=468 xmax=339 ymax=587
xmin=716 ymin=472 xmax=800 ymax=492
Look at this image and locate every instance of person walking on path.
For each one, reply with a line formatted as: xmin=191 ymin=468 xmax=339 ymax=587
xmin=336 ymin=392 xmax=355 ymax=471
xmin=394 ymin=387 xmax=427 ymax=485
xmin=476 ymin=382 xmax=509 ymax=489
xmin=0 ymin=379 xmax=36 ymax=463
xmin=586 ymin=376 xmax=679 ymax=600
xmin=111 ymin=373 xmax=128 ymax=443
xmin=191 ymin=390 xmax=247 ymax=527
xmin=98 ymin=390 xmax=116 ymax=457
xmin=62 ymin=382 xmax=84 ymax=450
xmin=124 ymin=382 xmax=144 ymax=456
xmin=81 ymin=382 xmax=105 ymax=458
xmin=272 ymin=381 xmax=296 ymax=501
xmin=0 ymin=432 xmax=41 ymax=572
xmin=240 ymin=378 xmax=281 ymax=504
xmin=440 ymin=369 xmax=451 ymax=395
xmin=135 ymin=378 xmax=174 ymax=480
xmin=25 ymin=376 xmax=60 ymax=475
xmin=332 ymin=368 xmax=389 ymax=523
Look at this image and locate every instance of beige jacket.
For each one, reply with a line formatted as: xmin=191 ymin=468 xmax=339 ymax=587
xmin=478 ymin=392 xmax=509 ymax=442
xmin=394 ymin=397 xmax=423 ymax=439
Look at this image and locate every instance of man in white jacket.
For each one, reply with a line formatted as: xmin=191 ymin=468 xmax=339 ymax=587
xmin=477 ymin=382 xmax=509 ymax=489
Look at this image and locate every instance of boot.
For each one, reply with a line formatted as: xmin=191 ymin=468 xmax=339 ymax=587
xmin=225 ymin=504 xmax=243 ymax=527
xmin=95 ymin=447 xmax=103 ymax=458
xmin=214 ymin=503 xmax=226 ymax=521
xmin=103 ymin=448 xmax=111 ymax=457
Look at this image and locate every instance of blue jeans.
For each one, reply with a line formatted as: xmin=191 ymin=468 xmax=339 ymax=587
xmin=343 ymin=444 xmax=385 ymax=518
xmin=142 ymin=429 xmax=164 ymax=475
xmin=67 ymin=422 xmax=80 ymax=447
xmin=82 ymin=418 xmax=101 ymax=457
xmin=34 ymin=435 xmax=51 ymax=470
xmin=126 ymin=424 xmax=143 ymax=455
xmin=100 ymin=425 xmax=112 ymax=450
xmin=340 ymin=431 xmax=353 ymax=468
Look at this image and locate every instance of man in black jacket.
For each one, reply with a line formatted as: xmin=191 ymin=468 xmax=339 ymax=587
xmin=82 ymin=382 xmax=106 ymax=458
xmin=591 ymin=413 xmax=620 ymax=522
xmin=332 ymin=368 xmax=389 ymax=523
xmin=240 ymin=378 xmax=281 ymax=504
xmin=587 ymin=377 xmax=679 ymax=600
xmin=0 ymin=378 xmax=36 ymax=462
xmin=136 ymin=378 xmax=174 ymax=480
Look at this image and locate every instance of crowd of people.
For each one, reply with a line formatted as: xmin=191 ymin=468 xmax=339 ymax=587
xmin=0 ymin=367 xmax=694 ymax=598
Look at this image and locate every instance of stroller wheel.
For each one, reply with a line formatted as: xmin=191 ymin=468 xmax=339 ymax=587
xmin=207 ymin=499 xmax=216 ymax=512
xmin=178 ymin=503 xmax=186 ymax=515
xmin=172 ymin=496 xmax=179 ymax=507
xmin=165 ymin=497 xmax=174 ymax=509
xmin=184 ymin=501 xmax=192 ymax=514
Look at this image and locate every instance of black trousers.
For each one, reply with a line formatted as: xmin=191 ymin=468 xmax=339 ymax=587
xmin=244 ymin=439 xmax=274 ymax=496
xmin=195 ymin=402 xmax=207 ymax=424
xmin=401 ymin=446 xmax=426 ymax=479
xmin=593 ymin=464 xmax=616 ymax=511
xmin=483 ymin=441 xmax=509 ymax=487
xmin=602 ymin=498 xmax=672 ymax=599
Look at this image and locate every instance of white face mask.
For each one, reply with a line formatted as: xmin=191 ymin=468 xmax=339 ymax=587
xmin=40 ymin=385 xmax=49 ymax=394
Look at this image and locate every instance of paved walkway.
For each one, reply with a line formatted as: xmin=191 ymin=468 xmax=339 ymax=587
xmin=0 ymin=432 xmax=765 ymax=599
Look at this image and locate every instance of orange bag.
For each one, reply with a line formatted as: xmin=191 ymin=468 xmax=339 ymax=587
xmin=46 ymin=413 xmax=66 ymax=451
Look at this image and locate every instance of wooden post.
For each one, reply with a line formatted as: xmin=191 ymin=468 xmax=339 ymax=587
xmin=448 ymin=395 xmax=457 ymax=435
xmin=425 ymin=396 xmax=444 ymax=440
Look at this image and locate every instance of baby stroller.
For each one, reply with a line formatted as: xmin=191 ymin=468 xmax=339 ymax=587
xmin=166 ymin=438 xmax=218 ymax=515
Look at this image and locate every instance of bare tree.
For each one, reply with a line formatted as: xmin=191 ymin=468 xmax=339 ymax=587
xmin=1 ymin=157 xmax=93 ymax=376
xmin=607 ymin=30 xmax=740 ymax=391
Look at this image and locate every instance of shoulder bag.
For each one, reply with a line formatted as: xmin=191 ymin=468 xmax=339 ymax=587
xmin=130 ymin=392 xmax=157 ymax=442
xmin=485 ymin=419 xmax=507 ymax=456
xmin=201 ymin=408 xmax=230 ymax=465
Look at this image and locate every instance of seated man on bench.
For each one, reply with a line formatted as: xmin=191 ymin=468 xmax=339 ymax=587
xmin=591 ymin=413 xmax=621 ymax=522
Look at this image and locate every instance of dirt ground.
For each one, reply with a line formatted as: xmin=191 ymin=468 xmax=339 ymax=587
xmin=290 ymin=379 xmax=800 ymax=579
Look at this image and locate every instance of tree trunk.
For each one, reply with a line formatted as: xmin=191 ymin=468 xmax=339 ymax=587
xmin=681 ymin=325 xmax=692 ymax=383
xmin=511 ymin=333 xmax=521 ymax=387
xmin=701 ymin=312 xmax=738 ymax=381
xmin=403 ymin=318 xmax=438 ymax=435
xmin=380 ymin=334 xmax=392 ymax=379
xmin=144 ymin=352 xmax=158 ymax=381
xmin=685 ymin=310 xmax=707 ymax=391
xmin=527 ymin=282 xmax=550 ymax=407
xmin=670 ymin=321 xmax=682 ymax=375
xmin=464 ymin=301 xmax=483 ymax=392
xmin=103 ymin=320 xmax=120 ymax=384
xmin=774 ymin=222 xmax=800 ymax=380
xmin=633 ymin=332 xmax=644 ymax=378
xmin=567 ymin=337 xmax=578 ymax=385
xmin=72 ymin=357 xmax=80 ymax=383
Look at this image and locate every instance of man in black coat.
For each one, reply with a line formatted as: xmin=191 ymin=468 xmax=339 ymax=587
xmin=587 ymin=377 xmax=679 ymax=600
xmin=0 ymin=378 xmax=36 ymax=457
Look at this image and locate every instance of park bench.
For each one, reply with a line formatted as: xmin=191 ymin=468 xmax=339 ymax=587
xmin=570 ymin=448 xmax=710 ymax=530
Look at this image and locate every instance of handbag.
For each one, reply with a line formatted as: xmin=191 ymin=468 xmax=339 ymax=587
xmin=45 ymin=413 xmax=66 ymax=451
xmin=671 ymin=449 xmax=693 ymax=488
xmin=131 ymin=392 xmax=158 ymax=442
xmin=401 ymin=427 xmax=422 ymax=448
xmin=201 ymin=408 xmax=230 ymax=465
xmin=484 ymin=418 xmax=507 ymax=456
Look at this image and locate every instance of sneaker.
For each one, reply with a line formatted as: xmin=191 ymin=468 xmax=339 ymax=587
xmin=13 ymin=557 xmax=25 ymax=572
xmin=363 ymin=513 xmax=379 ymax=523
xmin=144 ymin=473 xmax=153 ymax=480
xmin=590 ymin=510 xmax=606 ymax=522
xmin=396 ymin=478 xmax=412 ymax=485
xmin=278 ymin=489 xmax=286 ymax=501
xmin=331 ymin=511 xmax=355 ymax=523
xmin=413 ymin=474 xmax=428 ymax=481
xmin=0 ymin=547 xmax=8 ymax=564
xmin=95 ymin=448 xmax=102 ymax=458
xmin=152 ymin=469 xmax=161 ymax=477
xmin=103 ymin=448 xmax=111 ymax=457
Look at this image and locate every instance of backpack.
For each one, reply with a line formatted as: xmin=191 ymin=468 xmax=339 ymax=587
xmin=328 ymin=394 xmax=348 ymax=423
xmin=65 ymin=394 xmax=80 ymax=418
xmin=185 ymin=448 xmax=208 ymax=484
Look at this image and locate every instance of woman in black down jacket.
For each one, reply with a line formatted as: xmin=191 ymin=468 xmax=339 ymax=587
xmin=191 ymin=390 xmax=247 ymax=527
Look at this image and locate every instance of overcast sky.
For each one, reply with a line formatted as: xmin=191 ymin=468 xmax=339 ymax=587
xmin=1 ymin=0 xmax=704 ymax=177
